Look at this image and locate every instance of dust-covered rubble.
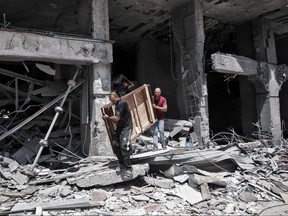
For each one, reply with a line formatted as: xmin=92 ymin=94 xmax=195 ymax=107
xmin=1 ymin=137 xmax=288 ymax=215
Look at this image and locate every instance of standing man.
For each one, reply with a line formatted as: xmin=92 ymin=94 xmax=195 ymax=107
xmin=152 ymin=87 xmax=167 ymax=150
xmin=102 ymin=91 xmax=133 ymax=176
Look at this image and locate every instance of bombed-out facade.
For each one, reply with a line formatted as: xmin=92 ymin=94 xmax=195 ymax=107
xmin=0 ymin=0 xmax=288 ymax=159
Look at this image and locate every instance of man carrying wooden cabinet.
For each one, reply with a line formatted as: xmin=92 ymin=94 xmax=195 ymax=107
xmin=102 ymin=91 xmax=132 ymax=177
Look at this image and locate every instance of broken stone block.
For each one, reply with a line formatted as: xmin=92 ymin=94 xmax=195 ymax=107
xmin=113 ymin=186 xmax=130 ymax=196
xmin=149 ymin=191 xmax=167 ymax=202
xmin=132 ymin=195 xmax=150 ymax=202
xmin=22 ymin=186 xmax=38 ymax=195
xmin=38 ymin=185 xmax=62 ymax=198
xmin=175 ymin=184 xmax=203 ymax=205
xmin=165 ymin=201 xmax=177 ymax=210
xmin=144 ymin=204 xmax=163 ymax=213
xmin=119 ymin=196 xmax=129 ymax=202
xmin=0 ymin=196 xmax=9 ymax=204
xmin=11 ymin=171 xmax=29 ymax=185
xmin=224 ymin=203 xmax=235 ymax=214
xmin=0 ymin=170 xmax=12 ymax=180
xmin=239 ymin=192 xmax=257 ymax=202
xmin=91 ymin=189 xmax=108 ymax=203
xmin=143 ymin=176 xmax=174 ymax=189
xmin=60 ymin=186 xmax=72 ymax=197
xmin=8 ymin=160 xmax=19 ymax=172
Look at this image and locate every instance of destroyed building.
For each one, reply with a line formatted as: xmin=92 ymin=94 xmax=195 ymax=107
xmin=0 ymin=0 xmax=287 ymax=157
xmin=1 ymin=0 xmax=288 ymax=215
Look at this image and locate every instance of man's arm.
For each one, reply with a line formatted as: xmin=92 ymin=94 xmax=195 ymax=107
xmin=152 ymin=98 xmax=167 ymax=112
xmin=102 ymin=114 xmax=120 ymax=122
xmin=153 ymin=104 xmax=167 ymax=112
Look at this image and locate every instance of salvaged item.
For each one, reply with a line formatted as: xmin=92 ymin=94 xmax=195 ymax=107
xmin=101 ymin=84 xmax=156 ymax=143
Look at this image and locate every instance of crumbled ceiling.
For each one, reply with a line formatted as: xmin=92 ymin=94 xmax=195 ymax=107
xmin=0 ymin=0 xmax=287 ymax=43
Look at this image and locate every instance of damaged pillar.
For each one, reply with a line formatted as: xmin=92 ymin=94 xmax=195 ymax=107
xmin=251 ymin=17 xmax=281 ymax=143
xmin=79 ymin=0 xmax=113 ymax=155
xmin=172 ymin=0 xmax=210 ymax=146
xmin=89 ymin=0 xmax=112 ymax=156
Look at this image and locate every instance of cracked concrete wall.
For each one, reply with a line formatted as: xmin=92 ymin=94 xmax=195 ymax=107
xmin=0 ymin=30 xmax=112 ymax=64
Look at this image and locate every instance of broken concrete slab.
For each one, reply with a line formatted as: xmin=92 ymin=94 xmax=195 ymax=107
xmin=143 ymin=176 xmax=175 ymax=189
xmin=175 ymin=184 xmax=203 ymax=205
xmin=38 ymin=185 xmax=62 ymax=198
xmin=173 ymin=174 xmax=190 ymax=183
xmin=8 ymin=160 xmax=19 ymax=172
xmin=11 ymin=138 xmax=40 ymax=165
xmin=74 ymin=164 xmax=149 ymax=188
xmin=10 ymin=197 xmax=91 ymax=212
xmin=11 ymin=171 xmax=29 ymax=185
xmin=0 ymin=29 xmax=113 ymax=64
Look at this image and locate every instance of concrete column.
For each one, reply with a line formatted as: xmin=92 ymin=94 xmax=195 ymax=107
xmin=79 ymin=0 xmax=113 ymax=155
xmin=90 ymin=0 xmax=112 ymax=156
xmin=252 ymin=17 xmax=281 ymax=142
xmin=186 ymin=0 xmax=209 ymax=146
xmin=172 ymin=0 xmax=210 ymax=146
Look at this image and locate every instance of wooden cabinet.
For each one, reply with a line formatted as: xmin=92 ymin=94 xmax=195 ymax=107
xmin=101 ymin=84 xmax=156 ymax=143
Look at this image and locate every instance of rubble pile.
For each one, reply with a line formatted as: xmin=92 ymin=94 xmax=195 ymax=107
xmin=0 ymin=67 xmax=85 ymax=165
xmin=1 ymin=135 xmax=288 ymax=215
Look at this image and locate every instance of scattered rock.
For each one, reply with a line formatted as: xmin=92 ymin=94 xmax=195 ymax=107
xmin=132 ymin=194 xmax=150 ymax=202
xmin=91 ymin=189 xmax=108 ymax=202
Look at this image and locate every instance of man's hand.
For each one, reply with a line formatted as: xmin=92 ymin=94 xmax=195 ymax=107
xmin=153 ymin=104 xmax=157 ymax=109
xmin=102 ymin=114 xmax=110 ymax=120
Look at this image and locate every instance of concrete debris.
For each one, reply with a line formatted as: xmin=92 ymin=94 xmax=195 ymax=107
xmin=1 ymin=129 xmax=288 ymax=215
xmin=143 ymin=176 xmax=175 ymax=189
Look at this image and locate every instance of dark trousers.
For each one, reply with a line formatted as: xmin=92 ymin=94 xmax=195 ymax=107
xmin=112 ymin=127 xmax=132 ymax=169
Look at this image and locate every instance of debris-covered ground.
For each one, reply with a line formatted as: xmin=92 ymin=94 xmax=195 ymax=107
xmin=1 ymin=127 xmax=288 ymax=215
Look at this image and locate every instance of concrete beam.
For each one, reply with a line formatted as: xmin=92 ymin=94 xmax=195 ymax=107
xmin=0 ymin=30 xmax=112 ymax=64
xmin=211 ymin=52 xmax=258 ymax=76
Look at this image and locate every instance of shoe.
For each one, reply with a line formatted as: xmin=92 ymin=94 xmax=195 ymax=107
xmin=123 ymin=168 xmax=133 ymax=179
xmin=162 ymin=144 xmax=167 ymax=150
xmin=115 ymin=164 xmax=124 ymax=173
xmin=152 ymin=145 xmax=158 ymax=151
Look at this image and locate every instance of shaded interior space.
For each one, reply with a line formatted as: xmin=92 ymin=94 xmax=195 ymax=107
xmin=205 ymin=22 xmax=242 ymax=134
xmin=277 ymin=35 xmax=288 ymax=138
xmin=207 ymin=73 xmax=242 ymax=134
xmin=279 ymin=81 xmax=288 ymax=138
xmin=0 ymin=62 xmax=83 ymax=164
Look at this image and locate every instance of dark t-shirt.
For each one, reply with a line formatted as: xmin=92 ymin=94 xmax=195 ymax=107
xmin=115 ymin=85 xmax=129 ymax=97
xmin=115 ymin=99 xmax=132 ymax=130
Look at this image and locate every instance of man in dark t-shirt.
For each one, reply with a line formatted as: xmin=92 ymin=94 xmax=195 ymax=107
xmin=102 ymin=91 xmax=133 ymax=176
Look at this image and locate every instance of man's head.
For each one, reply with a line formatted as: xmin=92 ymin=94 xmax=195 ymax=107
xmin=121 ymin=80 xmax=129 ymax=88
xmin=109 ymin=91 xmax=120 ymax=105
xmin=154 ymin=87 xmax=161 ymax=99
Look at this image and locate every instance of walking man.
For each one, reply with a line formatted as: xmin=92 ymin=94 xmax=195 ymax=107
xmin=102 ymin=91 xmax=133 ymax=176
xmin=152 ymin=87 xmax=167 ymax=150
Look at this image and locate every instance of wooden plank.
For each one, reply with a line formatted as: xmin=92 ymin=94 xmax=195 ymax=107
xmin=144 ymin=86 xmax=155 ymax=122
